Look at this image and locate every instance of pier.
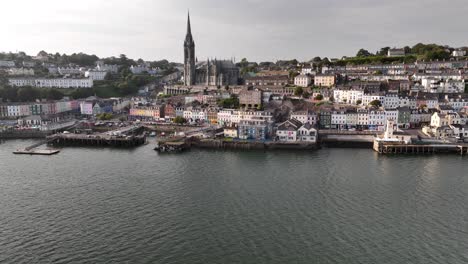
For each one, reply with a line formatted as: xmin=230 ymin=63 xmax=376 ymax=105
xmin=47 ymin=126 xmax=147 ymax=148
xmin=373 ymin=141 xmax=468 ymax=155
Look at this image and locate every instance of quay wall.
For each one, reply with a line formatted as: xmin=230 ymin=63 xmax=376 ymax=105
xmin=0 ymin=130 xmax=51 ymax=139
xmin=191 ymin=139 xmax=318 ymax=151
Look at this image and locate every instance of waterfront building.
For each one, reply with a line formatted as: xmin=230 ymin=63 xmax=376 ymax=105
xmin=224 ymin=126 xmax=238 ymax=138
xmin=238 ymin=118 xmax=271 ymax=140
xmin=319 ymin=110 xmax=332 ymax=129
xmin=368 ymin=110 xmax=386 ymax=131
xmin=276 ymin=119 xmax=303 ymax=142
xmin=297 ymin=123 xmax=317 ymax=143
xmin=331 ymin=110 xmax=347 ymax=129
xmin=397 ymin=107 xmax=411 ymax=128
xmin=345 ymin=109 xmax=358 ymax=128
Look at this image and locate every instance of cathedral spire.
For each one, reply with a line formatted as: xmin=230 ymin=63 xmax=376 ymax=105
xmin=186 ymin=11 xmax=192 ymax=38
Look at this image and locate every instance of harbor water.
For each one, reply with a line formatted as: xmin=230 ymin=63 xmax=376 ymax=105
xmin=1 ymin=139 xmax=468 ymax=263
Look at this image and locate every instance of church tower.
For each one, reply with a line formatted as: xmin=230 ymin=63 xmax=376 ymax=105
xmin=184 ymin=12 xmax=196 ymax=86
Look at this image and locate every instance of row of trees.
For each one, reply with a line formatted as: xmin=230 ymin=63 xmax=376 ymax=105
xmin=0 ymin=86 xmax=65 ymax=102
xmin=355 ymin=43 xmax=455 ymax=61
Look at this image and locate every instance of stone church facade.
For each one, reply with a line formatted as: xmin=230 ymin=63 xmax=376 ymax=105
xmin=184 ymin=13 xmax=239 ymax=87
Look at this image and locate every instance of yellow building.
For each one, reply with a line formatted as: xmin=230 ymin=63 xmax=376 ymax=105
xmin=314 ymin=74 xmax=336 ymax=87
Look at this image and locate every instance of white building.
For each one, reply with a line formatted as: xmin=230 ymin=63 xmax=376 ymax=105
xmin=130 ymin=65 xmax=150 ymax=74
xmin=97 ymin=64 xmax=119 ymax=73
xmin=276 ymin=119 xmax=302 ymax=142
xmin=334 ymin=88 xmax=364 ymax=105
xmin=362 ymin=94 xmax=385 ymax=106
xmin=452 ymin=49 xmax=466 ymax=57
xmin=345 ymin=110 xmax=358 ymax=127
xmin=58 ymin=67 xmax=82 ymax=75
xmin=294 ymin=74 xmax=312 ymax=87
xmin=0 ymin=60 xmax=15 ymax=67
xmin=9 ymin=78 xmax=93 ymax=88
xmin=290 ymin=110 xmax=317 ymax=125
xmin=385 ymin=109 xmax=399 ymax=123
xmin=297 ymin=123 xmax=317 ymax=142
xmin=8 ymin=68 xmax=35 ymax=76
xmin=301 ymin=67 xmax=314 ymax=75
xmin=357 ymin=109 xmax=369 ymax=127
xmin=217 ymin=109 xmax=234 ymax=126
xmin=331 ymin=111 xmax=347 ymax=129
xmin=387 ymin=48 xmax=405 ymax=57
xmin=85 ymin=70 xmax=107 ymax=81
xmin=383 ymin=94 xmax=400 ymax=109
xmin=368 ymin=110 xmax=386 ymax=130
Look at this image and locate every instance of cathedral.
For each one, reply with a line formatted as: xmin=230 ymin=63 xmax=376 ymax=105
xmin=184 ymin=13 xmax=240 ymax=87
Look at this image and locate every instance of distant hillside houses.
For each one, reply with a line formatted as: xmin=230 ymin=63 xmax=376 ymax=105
xmin=8 ymin=68 xmax=35 ymax=76
xmin=9 ymin=78 xmax=93 ymax=88
xmin=0 ymin=60 xmax=15 ymax=67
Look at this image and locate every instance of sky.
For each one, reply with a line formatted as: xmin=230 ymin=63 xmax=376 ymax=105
xmin=0 ymin=0 xmax=467 ymax=63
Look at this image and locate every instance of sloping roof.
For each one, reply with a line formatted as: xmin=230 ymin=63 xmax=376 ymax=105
xmin=277 ymin=119 xmax=303 ymax=131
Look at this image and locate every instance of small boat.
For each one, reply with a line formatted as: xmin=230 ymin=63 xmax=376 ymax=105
xmin=149 ymin=132 xmax=157 ymax=137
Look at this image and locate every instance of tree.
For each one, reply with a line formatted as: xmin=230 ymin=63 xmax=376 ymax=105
xmin=303 ymin=91 xmax=311 ymax=99
xmin=289 ymin=70 xmax=300 ymax=80
xmin=312 ymin=57 xmax=321 ymax=63
xmin=17 ymin=86 xmax=40 ymax=102
xmin=369 ymin=100 xmax=382 ymax=107
xmin=294 ymin=86 xmax=304 ymax=96
xmin=403 ymin=46 xmax=411 ymax=54
xmin=173 ymin=116 xmax=187 ymax=124
xmin=356 ymin=49 xmax=372 ymax=57
xmin=356 ymin=100 xmax=362 ymax=105
xmin=377 ymin=47 xmax=390 ymax=56
xmin=46 ymin=89 xmax=64 ymax=100
xmin=218 ymin=96 xmax=239 ymax=108
xmin=97 ymin=113 xmax=113 ymax=120
xmin=314 ymin=94 xmax=324 ymax=101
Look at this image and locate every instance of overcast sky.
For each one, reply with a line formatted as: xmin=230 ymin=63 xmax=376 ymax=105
xmin=0 ymin=0 xmax=466 ymax=63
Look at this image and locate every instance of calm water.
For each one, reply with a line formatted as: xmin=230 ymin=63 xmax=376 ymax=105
xmin=1 ymin=139 xmax=468 ymax=264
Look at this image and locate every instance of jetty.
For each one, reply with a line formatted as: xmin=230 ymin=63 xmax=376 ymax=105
xmin=13 ymin=139 xmax=60 ymax=156
xmin=13 ymin=149 xmax=60 ymax=155
xmin=374 ymin=120 xmax=468 ymax=155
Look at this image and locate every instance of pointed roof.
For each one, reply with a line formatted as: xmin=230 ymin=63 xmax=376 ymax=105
xmin=187 ymin=11 xmax=192 ymax=36
xmin=184 ymin=11 xmax=194 ymax=45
